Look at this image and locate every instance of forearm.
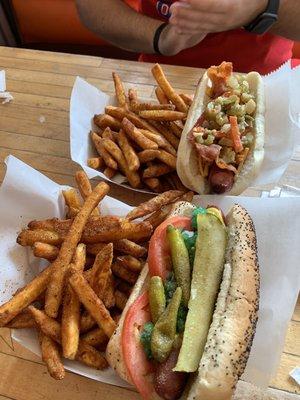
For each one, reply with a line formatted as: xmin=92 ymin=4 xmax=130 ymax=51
xmin=270 ymin=0 xmax=300 ymax=40
xmin=75 ymin=0 xmax=161 ymax=53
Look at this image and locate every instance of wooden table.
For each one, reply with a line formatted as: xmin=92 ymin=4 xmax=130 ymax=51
xmin=0 ymin=46 xmax=299 ymax=400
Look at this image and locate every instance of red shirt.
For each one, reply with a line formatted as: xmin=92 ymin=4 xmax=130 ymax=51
xmin=139 ymin=0 xmax=293 ymax=74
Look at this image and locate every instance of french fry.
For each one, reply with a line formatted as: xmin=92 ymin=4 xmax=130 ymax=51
xmin=85 ymin=243 xmax=113 ymax=286
xmin=105 ymin=105 xmax=126 ymax=121
xmin=32 ymin=242 xmax=59 ymax=261
xmin=131 ymin=102 xmax=175 ymax=112
xmin=0 ymin=266 xmax=52 ymax=326
xmin=124 ymin=110 xmax=161 ymax=135
xmin=94 ymin=114 xmax=122 ymax=131
xmin=87 ymin=157 xmax=104 ymax=170
xmin=17 ymin=229 xmax=62 ymax=247
xmin=140 ymin=129 xmax=176 ymax=156
xmin=117 ymin=255 xmax=143 ymax=273
xmin=92 ymin=243 xmax=113 ymax=302
xmin=138 ymin=149 xmax=160 ymax=163
xmin=6 ymin=308 xmax=36 ymax=329
xmin=91 ymin=132 xmax=118 ymax=170
xmin=128 ymin=88 xmax=138 ymax=104
xmin=39 ymin=332 xmax=65 ymax=380
xmin=179 ymin=190 xmax=194 ymax=202
xmin=115 ymin=279 xmax=133 ymax=296
xmin=144 ymin=203 xmax=174 ymax=229
xmin=112 ymin=72 xmax=126 ymax=107
xmin=157 ymin=150 xmax=177 ymax=169
xmin=104 ymin=167 xmax=117 ymax=179
xmin=61 ymin=244 xmax=86 ymax=360
xmin=126 ymin=189 xmax=183 ymax=220
xmin=169 ymin=121 xmax=183 ymax=138
xmin=122 ymin=118 xmax=158 ymax=150
xmin=80 ymin=311 xmax=96 ymax=333
xmin=102 ymin=138 xmax=141 ymax=188
xmin=111 ymin=261 xmax=138 ymax=285
xmin=102 ymin=127 xmax=117 ymax=142
xmin=86 ymin=239 xmax=147 ymax=258
xmin=139 ymin=110 xmax=186 ymax=121
xmin=116 ymin=129 xmax=140 ymax=172
xmin=179 ymin=93 xmax=193 ymax=106
xmin=45 ymin=182 xmax=109 ymax=318
xmin=143 ymin=163 xmax=174 ymax=179
xmin=81 ymin=327 xmax=108 ymax=348
xmin=69 ymin=271 xmax=116 ymax=337
xmin=150 ymin=120 xmax=179 ymax=149
xmin=168 ymin=172 xmax=188 ymax=191
xmin=102 ymin=274 xmax=115 ymax=309
xmin=75 ymin=171 xmax=100 ymax=216
xmin=155 ymin=86 xmax=169 ymax=104
xmin=115 ymin=290 xmax=128 ymax=311
xmin=144 ymin=177 xmax=163 ymax=193
xmin=151 ymin=64 xmax=188 ymax=113
xmin=62 ymin=189 xmax=82 ymax=218
xmin=29 ymin=307 xmax=107 ymax=369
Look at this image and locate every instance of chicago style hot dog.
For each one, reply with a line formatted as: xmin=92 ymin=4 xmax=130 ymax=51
xmin=177 ymin=62 xmax=265 ymax=194
xmin=106 ymin=201 xmax=260 ymax=400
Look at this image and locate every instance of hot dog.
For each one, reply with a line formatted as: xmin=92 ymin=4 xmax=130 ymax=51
xmin=106 ymin=201 xmax=260 ymax=400
xmin=177 ymin=62 xmax=265 ymax=195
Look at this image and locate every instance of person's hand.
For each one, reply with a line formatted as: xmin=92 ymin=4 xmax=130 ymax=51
xmin=158 ymin=23 xmax=206 ymax=56
xmin=169 ymin=0 xmax=268 ymax=35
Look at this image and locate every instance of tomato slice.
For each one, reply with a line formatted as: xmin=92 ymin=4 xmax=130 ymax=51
xmin=148 ymin=216 xmax=192 ymax=280
xmin=122 ymin=292 xmax=155 ymax=400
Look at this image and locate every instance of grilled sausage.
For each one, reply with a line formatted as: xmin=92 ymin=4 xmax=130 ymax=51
xmin=209 ymin=164 xmax=234 ymax=194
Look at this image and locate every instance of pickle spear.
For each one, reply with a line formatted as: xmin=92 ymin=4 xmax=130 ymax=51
xmin=149 ymin=276 xmax=166 ymax=323
xmin=151 ymin=287 xmax=182 ymax=363
xmin=167 ymin=225 xmax=191 ymax=307
xmin=174 ymin=213 xmax=227 ymax=372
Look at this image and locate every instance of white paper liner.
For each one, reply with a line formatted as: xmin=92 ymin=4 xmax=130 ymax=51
xmin=0 ymin=155 xmax=300 ymax=390
xmin=70 ymin=62 xmax=299 ymax=193
xmin=0 ymin=70 xmax=13 ymax=104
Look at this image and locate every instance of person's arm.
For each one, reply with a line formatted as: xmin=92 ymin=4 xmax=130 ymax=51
xmin=75 ymin=0 xmax=206 ymax=56
xmin=169 ymin=0 xmax=300 ymax=41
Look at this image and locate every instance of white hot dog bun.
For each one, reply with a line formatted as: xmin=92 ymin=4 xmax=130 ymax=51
xmin=106 ymin=202 xmax=259 ymax=400
xmin=177 ymin=68 xmax=265 ymax=195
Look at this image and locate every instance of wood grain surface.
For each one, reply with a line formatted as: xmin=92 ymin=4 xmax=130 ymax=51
xmin=0 ymin=46 xmax=299 ymax=399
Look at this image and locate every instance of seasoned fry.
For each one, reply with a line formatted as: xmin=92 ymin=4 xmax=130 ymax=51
xmin=139 ymin=110 xmax=186 ymax=121
xmin=155 ymin=86 xmax=169 ymax=104
xmin=111 ymin=261 xmax=138 ymax=285
xmin=126 ymin=189 xmax=183 ymax=220
xmin=40 ymin=332 xmax=65 ymax=380
xmin=62 ymin=189 xmax=82 ymax=218
xmin=179 ymin=190 xmax=194 ymax=202
xmin=102 ymin=127 xmax=117 ymax=142
xmin=75 ymin=171 xmax=100 ymax=216
xmin=150 ymin=121 xmax=179 ymax=149
xmin=80 ymin=311 xmax=96 ymax=333
xmin=112 ymin=72 xmax=126 ymax=107
xmin=116 ymin=129 xmax=140 ymax=172
xmin=81 ymin=327 xmax=107 ymax=347
xmin=87 ymin=157 xmax=104 ymax=170
xmin=104 ymin=167 xmax=117 ymax=179
xmin=86 ymin=239 xmax=147 ymax=258
xmin=17 ymin=229 xmax=62 ymax=247
xmin=91 ymin=132 xmax=118 ymax=170
xmin=138 ymin=149 xmax=160 ymax=163
xmin=0 ymin=266 xmax=52 ymax=326
xmin=105 ymin=105 xmax=126 ymax=121
xmin=169 ymin=121 xmax=183 ymax=138
xmin=115 ymin=279 xmax=133 ymax=296
xmin=143 ymin=163 xmax=174 ymax=179
xmin=117 ymin=255 xmax=143 ymax=273
xmin=122 ymin=118 xmax=158 ymax=150
xmin=151 ymin=64 xmax=188 ymax=113
xmin=94 ymin=114 xmax=122 ymax=131
xmin=140 ymin=129 xmax=176 ymax=156
xmin=85 ymin=243 xmax=113 ymax=287
xmin=45 ymin=182 xmax=109 ymax=318
xmin=157 ymin=150 xmax=177 ymax=169
xmin=144 ymin=177 xmax=163 ymax=193
xmin=32 ymin=242 xmax=59 ymax=261
xmin=179 ymin=93 xmax=193 ymax=106
xmin=125 ymin=110 xmax=161 ymax=135
xmin=6 ymin=308 xmax=36 ymax=329
xmin=102 ymin=138 xmax=141 ymax=188
xmin=92 ymin=243 xmax=113 ymax=302
xmin=62 ymin=244 xmax=86 ymax=360
xmin=131 ymin=102 xmax=175 ymax=112
xmin=69 ymin=271 xmax=116 ymax=337
xmin=30 ymin=307 xmax=107 ymax=369
xmin=128 ymin=88 xmax=138 ymax=104
xmin=102 ymin=274 xmax=115 ymax=309
xmin=144 ymin=203 xmax=174 ymax=229
xmin=115 ymin=290 xmax=128 ymax=311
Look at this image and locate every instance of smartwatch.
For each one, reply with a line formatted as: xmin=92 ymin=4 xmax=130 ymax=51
xmin=244 ymin=0 xmax=280 ymax=35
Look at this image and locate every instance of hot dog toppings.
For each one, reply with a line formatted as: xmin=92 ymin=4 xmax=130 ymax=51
xmin=190 ymin=62 xmax=257 ymax=193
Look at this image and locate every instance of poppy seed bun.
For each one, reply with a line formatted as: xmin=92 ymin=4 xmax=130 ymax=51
xmin=177 ymin=70 xmax=265 ymax=195
xmin=187 ymin=205 xmax=259 ymax=400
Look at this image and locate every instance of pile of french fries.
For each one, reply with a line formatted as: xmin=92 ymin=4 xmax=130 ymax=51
xmin=0 ymin=169 xmax=193 ymax=380
xmin=88 ymin=64 xmax=193 ymax=192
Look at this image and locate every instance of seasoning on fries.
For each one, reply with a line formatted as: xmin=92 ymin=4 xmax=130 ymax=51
xmin=0 ymin=169 xmax=193 ymax=380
